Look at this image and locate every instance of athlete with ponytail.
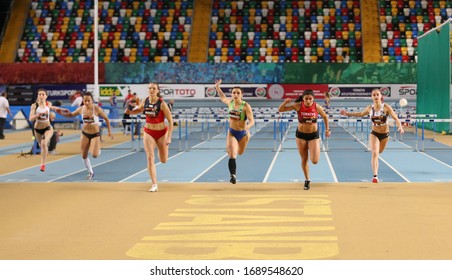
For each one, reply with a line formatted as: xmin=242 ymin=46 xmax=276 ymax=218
xmin=278 ymin=89 xmax=331 ymax=190
xmin=340 ymin=88 xmax=404 ymax=183
xmin=59 ymin=92 xmax=113 ymax=180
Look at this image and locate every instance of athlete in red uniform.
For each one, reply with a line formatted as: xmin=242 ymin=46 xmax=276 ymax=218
xmin=126 ymin=82 xmax=173 ymax=192
xmin=278 ymin=89 xmax=331 ymax=190
xmin=340 ymin=89 xmax=404 ymax=183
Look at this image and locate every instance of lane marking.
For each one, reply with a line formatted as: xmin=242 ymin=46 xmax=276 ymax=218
xmin=189 ymin=153 xmax=228 ymax=182
xmin=0 ymin=140 xmax=135 ymax=180
xmin=418 ymin=151 xmax=452 ymax=169
xmin=119 ymin=151 xmax=185 ymax=182
xmin=48 ymin=151 xmax=138 ymax=182
xmin=340 ymin=124 xmax=410 ymax=182
xmin=262 ymin=123 xmax=291 ymax=183
xmin=190 ymin=123 xmax=270 ymax=183
xmin=323 ymin=142 xmax=338 ymax=183
xmin=126 ymin=194 xmax=338 ymax=260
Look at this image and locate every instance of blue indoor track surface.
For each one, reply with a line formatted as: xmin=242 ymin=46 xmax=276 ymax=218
xmin=1 ymin=122 xmax=451 ymax=184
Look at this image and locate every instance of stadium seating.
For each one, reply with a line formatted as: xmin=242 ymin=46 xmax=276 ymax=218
xmin=208 ymin=0 xmax=363 ymax=63
xmin=16 ymin=0 xmax=193 ymax=63
xmin=14 ymin=0 xmax=452 ymax=64
xmin=378 ymin=0 xmax=452 ymax=62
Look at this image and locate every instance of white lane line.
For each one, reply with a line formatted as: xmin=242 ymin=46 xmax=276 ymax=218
xmin=190 ymin=123 xmax=270 ymax=183
xmin=323 ymin=142 xmax=338 ymax=183
xmin=189 ymin=153 xmax=229 ymax=182
xmin=262 ymin=123 xmax=291 ymax=183
xmin=118 ymin=151 xmax=185 ymax=182
xmin=49 ymin=151 xmax=139 ymax=182
xmin=0 ymin=140 xmax=137 ymax=180
xmin=340 ymin=124 xmax=410 ymax=182
xmin=393 ymin=139 xmax=451 ymax=168
xmin=419 ymin=151 xmax=452 ymax=169
xmin=120 ymin=128 xmax=228 ymax=182
xmin=119 ymin=126 xmax=222 ymax=182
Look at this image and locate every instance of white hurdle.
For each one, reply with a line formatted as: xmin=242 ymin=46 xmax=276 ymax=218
xmin=108 ymin=115 xmax=451 ymax=152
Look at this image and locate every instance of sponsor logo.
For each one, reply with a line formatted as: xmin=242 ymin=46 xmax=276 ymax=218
xmin=379 ymin=87 xmax=391 ymax=97
xmin=268 ymin=84 xmax=284 ymax=99
xmin=255 ymin=87 xmax=267 ymax=97
xmin=48 ymin=90 xmax=76 ymax=97
xmin=205 ymin=87 xmax=217 ymax=97
xmin=99 ymin=86 xmax=123 ymax=97
xmin=399 ymin=86 xmax=417 ymax=96
xmin=160 ymin=87 xmax=197 ymax=97
xmin=329 ymin=87 xmax=341 ymax=97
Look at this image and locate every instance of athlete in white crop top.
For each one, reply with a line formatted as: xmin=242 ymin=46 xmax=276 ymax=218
xmin=29 ymin=88 xmax=65 ymax=172
xmin=59 ymin=92 xmax=113 ymax=180
xmin=340 ymin=89 xmax=404 ymax=183
xmin=81 ymin=103 xmax=100 ymax=125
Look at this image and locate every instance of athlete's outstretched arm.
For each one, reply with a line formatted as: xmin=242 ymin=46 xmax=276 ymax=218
xmin=59 ymin=106 xmax=82 ymax=118
xmin=278 ymin=98 xmax=298 ymax=112
xmin=340 ymin=106 xmax=371 ymax=117
xmin=214 ymin=79 xmax=230 ymax=105
xmin=126 ymin=99 xmax=145 ymax=115
xmin=385 ymin=104 xmax=405 ymax=134
xmin=96 ymin=106 xmax=114 ymax=139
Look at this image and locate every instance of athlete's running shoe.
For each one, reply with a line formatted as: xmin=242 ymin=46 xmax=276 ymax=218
xmin=372 ymin=177 xmax=379 ymax=183
xmin=230 ymin=174 xmax=237 ymax=184
xmin=87 ymin=172 xmax=94 ymax=180
xmin=40 ymin=165 xmax=46 ymax=172
xmin=149 ymin=184 xmax=158 ymax=192
xmin=304 ymin=180 xmax=311 ymax=190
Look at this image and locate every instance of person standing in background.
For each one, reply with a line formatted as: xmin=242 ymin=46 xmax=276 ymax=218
xmin=109 ymin=90 xmax=119 ymax=127
xmin=123 ymin=88 xmax=133 ymax=109
xmin=109 ymin=90 xmax=118 ymax=107
xmin=324 ymin=91 xmax=331 ymax=109
xmin=70 ymin=91 xmax=83 ymax=107
xmin=48 ymin=111 xmax=63 ymax=154
xmin=0 ymin=91 xmax=13 ymax=139
xmin=122 ymin=90 xmax=135 ymax=134
xmin=167 ymin=99 xmax=178 ymax=126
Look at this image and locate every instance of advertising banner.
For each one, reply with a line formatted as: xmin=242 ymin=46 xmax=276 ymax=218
xmin=93 ymin=84 xmax=211 ymax=101
xmin=159 ymin=84 xmax=205 ymax=99
xmin=204 ymin=84 xmax=267 ymax=99
xmin=328 ymin=85 xmax=392 ymax=99
xmin=98 ymin=85 xmax=130 ymax=99
xmin=266 ymin=84 xmax=329 ymax=99
xmin=32 ymin=84 xmax=86 ymax=101
xmin=390 ymin=84 xmax=417 ymax=101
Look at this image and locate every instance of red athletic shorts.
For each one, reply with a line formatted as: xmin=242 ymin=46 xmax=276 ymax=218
xmin=144 ymin=127 xmax=168 ymax=141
